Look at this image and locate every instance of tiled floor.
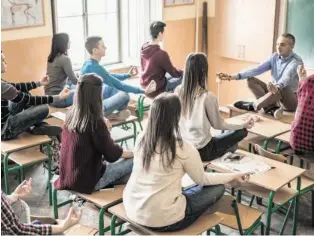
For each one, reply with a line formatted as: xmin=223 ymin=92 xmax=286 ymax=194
xmin=2 ymin=152 xmax=314 ymax=235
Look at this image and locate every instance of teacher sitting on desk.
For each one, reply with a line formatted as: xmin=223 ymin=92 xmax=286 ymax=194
xmin=217 ymin=33 xmax=303 ymax=119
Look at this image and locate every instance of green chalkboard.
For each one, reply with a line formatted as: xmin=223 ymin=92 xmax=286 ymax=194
xmin=287 ymin=0 xmax=314 ymax=68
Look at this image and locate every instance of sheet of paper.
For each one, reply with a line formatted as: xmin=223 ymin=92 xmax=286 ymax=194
xmin=211 ymin=152 xmax=272 ymax=175
xmin=50 ymin=112 xmax=66 ymax=121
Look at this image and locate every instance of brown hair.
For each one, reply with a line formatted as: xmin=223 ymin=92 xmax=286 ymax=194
xmin=179 ymin=53 xmax=208 ymax=118
xmin=140 ymin=92 xmax=183 ymax=171
xmin=85 ymin=36 xmax=102 ymax=55
xmin=65 ymin=73 xmax=103 ymax=133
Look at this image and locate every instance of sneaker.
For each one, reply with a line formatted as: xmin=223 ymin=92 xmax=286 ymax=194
xmin=29 ymin=123 xmax=62 ymax=136
xmin=106 ymin=109 xmax=131 ymax=121
xmin=233 ymin=101 xmax=255 ymax=111
xmin=273 ymin=107 xmax=284 ymax=119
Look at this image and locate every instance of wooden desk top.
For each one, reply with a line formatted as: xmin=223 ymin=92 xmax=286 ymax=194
xmin=226 ymin=113 xmax=291 ymax=139
xmin=209 ymin=150 xmax=305 ymax=192
xmin=275 ymin=131 xmax=291 ymax=143
xmin=1 ymin=133 xmax=51 ymax=154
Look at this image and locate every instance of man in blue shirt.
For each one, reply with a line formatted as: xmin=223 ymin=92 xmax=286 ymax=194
xmin=218 ymin=33 xmax=303 ymax=119
xmin=81 ymin=36 xmax=145 ymax=120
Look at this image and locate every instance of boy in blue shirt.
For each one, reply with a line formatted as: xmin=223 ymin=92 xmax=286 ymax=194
xmin=81 ymin=36 xmax=144 ymax=120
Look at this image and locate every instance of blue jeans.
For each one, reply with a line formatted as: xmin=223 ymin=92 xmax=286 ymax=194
xmin=94 ymin=158 xmax=133 ymax=190
xmin=102 ymin=85 xmax=130 ymax=116
xmin=147 ymin=184 xmax=225 ymax=232
xmin=50 ymin=89 xmax=75 ymax=108
xmin=2 ymin=103 xmax=49 ymax=140
xmin=165 ymin=74 xmax=182 ymax=92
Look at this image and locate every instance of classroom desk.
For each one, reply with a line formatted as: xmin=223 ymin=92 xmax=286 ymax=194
xmin=227 ymin=104 xmax=295 ymax=124
xmin=226 ymin=114 xmax=291 ymax=149
xmin=208 ymin=150 xmax=305 ymax=235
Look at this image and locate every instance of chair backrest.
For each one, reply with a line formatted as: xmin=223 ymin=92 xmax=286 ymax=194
xmin=253 ymin=144 xmax=287 ymax=163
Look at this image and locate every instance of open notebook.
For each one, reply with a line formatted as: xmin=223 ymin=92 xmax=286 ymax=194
xmin=50 ymin=112 xmax=66 ymax=122
xmin=211 ymin=152 xmax=272 ymax=175
xmin=181 ymin=152 xmax=272 ymax=190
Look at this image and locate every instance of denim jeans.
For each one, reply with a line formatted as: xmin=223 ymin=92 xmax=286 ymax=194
xmin=102 ymin=85 xmax=130 ymax=116
xmin=198 ymin=129 xmax=248 ymax=161
xmin=147 ymin=184 xmax=225 ymax=232
xmin=94 ymin=158 xmax=133 ymax=190
xmin=50 ymin=89 xmax=75 ymax=108
xmin=165 ymin=74 xmax=182 ymax=92
xmin=1 ymin=102 xmax=49 ymax=141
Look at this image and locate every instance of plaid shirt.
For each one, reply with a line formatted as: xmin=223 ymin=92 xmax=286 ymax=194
xmin=1 ymin=193 xmax=52 ymax=235
xmin=290 ymin=75 xmax=314 ymax=152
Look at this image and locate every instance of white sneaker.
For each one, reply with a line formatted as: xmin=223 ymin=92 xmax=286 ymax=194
xmin=274 ymin=107 xmax=284 ymax=119
xmin=106 ymin=109 xmax=131 ymax=121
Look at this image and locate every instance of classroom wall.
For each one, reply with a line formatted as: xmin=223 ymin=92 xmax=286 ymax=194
xmin=1 ymin=0 xmax=53 ymax=83
xmin=162 ymin=0 xmax=314 ymax=106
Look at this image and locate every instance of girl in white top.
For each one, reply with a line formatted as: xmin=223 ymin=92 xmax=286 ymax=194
xmin=175 ymin=53 xmax=254 ymax=161
xmin=123 ymin=92 xmax=250 ymax=232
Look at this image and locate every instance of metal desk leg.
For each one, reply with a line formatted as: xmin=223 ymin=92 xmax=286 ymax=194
xmin=265 ymin=191 xmax=275 ymax=235
xmin=292 ymin=176 xmax=301 ymax=235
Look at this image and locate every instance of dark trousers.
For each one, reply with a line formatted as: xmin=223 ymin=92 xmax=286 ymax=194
xmin=198 ymin=129 xmax=248 ymax=161
xmin=1 ymin=102 xmax=49 ymax=141
xmin=147 ymin=184 xmax=225 ymax=232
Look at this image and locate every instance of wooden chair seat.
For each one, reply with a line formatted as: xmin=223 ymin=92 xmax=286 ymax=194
xmin=64 ymin=224 xmax=98 ymax=235
xmin=111 ymin=115 xmax=138 ymax=127
xmin=1 ymin=133 xmax=51 ymax=154
xmin=71 ymin=185 xmax=125 ymax=208
xmin=109 ymin=203 xmax=223 ymax=235
xmin=216 ymin=195 xmax=263 ymax=230
xmin=236 ymin=182 xmax=298 ymax=205
xmin=8 ymin=147 xmax=47 ymax=166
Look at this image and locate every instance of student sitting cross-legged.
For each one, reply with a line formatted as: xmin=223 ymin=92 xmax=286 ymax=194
xmin=123 ymin=92 xmax=250 ymax=232
xmin=1 ymin=178 xmax=81 ymax=235
xmin=175 ymin=53 xmax=254 ymax=161
xmin=45 ymin=33 xmax=78 ymax=108
xmin=80 ymin=36 xmax=144 ymax=121
xmin=54 ymin=73 xmax=133 ymax=194
xmin=1 ymin=51 xmax=70 ymax=141
xmin=140 ymin=21 xmax=183 ymax=97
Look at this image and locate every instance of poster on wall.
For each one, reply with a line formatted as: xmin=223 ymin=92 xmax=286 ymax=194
xmin=1 ymin=0 xmax=45 ymax=30
xmin=164 ymin=0 xmax=194 ymax=7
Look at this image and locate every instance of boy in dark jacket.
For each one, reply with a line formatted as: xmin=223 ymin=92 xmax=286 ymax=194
xmin=140 ymin=21 xmax=183 ymax=97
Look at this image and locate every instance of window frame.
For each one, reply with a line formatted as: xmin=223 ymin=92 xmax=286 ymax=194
xmin=51 ymin=0 xmax=122 ymax=68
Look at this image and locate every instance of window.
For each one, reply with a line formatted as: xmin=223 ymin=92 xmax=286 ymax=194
xmin=54 ymin=0 xmax=120 ymax=68
xmin=53 ymin=0 xmax=162 ymax=69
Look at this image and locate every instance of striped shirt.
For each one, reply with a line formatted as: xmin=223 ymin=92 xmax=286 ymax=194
xmin=1 ymin=193 xmax=52 ymax=235
xmin=1 ymin=79 xmax=59 ymax=129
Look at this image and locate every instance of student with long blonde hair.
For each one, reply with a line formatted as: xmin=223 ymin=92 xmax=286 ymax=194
xmin=123 ymin=93 xmax=249 ymax=232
